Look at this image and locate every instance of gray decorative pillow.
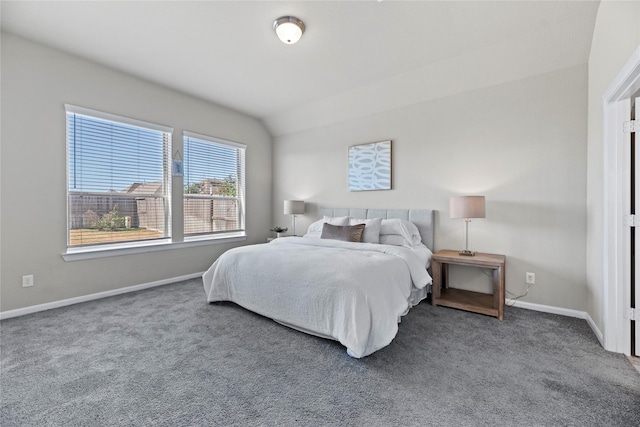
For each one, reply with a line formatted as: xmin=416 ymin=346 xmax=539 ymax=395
xmin=349 ymin=217 xmax=382 ymax=243
xmin=320 ymin=223 xmax=366 ymax=243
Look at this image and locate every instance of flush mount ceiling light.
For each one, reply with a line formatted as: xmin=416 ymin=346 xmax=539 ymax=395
xmin=273 ymin=16 xmax=305 ymax=44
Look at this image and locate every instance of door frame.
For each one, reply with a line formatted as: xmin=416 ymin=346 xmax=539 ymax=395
xmin=603 ymin=44 xmax=640 ymax=354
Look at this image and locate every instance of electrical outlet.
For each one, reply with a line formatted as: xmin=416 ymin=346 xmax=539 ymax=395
xmin=22 ymin=275 xmax=34 ymax=288
xmin=525 ymin=272 xmax=535 ymax=285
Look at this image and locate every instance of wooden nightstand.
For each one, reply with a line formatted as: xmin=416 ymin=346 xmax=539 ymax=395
xmin=431 ymin=250 xmax=506 ymax=320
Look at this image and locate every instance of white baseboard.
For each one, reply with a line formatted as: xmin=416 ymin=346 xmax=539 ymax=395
xmin=585 ymin=312 xmax=604 ymax=347
xmin=0 ymin=272 xmax=204 ymax=320
xmin=506 ymin=299 xmax=604 ymax=347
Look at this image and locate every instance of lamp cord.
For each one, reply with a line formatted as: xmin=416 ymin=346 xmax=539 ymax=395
xmin=480 ymin=269 xmax=530 ymax=307
xmin=506 ymin=283 xmax=532 ymax=307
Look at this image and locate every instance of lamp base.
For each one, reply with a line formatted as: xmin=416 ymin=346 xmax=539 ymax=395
xmin=459 ymin=250 xmax=476 ymax=256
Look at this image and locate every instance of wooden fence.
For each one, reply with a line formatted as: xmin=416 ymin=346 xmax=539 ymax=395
xmin=69 ymin=193 xmax=239 ymax=235
xmin=69 ymin=194 xmax=141 ymax=229
xmin=184 ymin=196 xmax=239 ymax=235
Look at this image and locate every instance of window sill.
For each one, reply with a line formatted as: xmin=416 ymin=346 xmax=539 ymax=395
xmin=62 ymin=233 xmax=247 ymax=262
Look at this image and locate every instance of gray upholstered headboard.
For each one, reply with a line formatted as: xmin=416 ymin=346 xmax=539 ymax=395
xmin=318 ymin=208 xmax=435 ymax=252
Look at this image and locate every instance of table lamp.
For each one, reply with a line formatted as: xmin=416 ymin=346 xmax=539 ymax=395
xmin=284 ymin=200 xmax=305 ymax=236
xmin=449 ymin=196 xmax=485 ymax=256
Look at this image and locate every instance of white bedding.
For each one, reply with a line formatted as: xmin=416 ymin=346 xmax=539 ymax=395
xmin=202 ymin=236 xmax=432 ymax=358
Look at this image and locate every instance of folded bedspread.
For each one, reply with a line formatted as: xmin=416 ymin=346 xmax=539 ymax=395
xmin=202 ymin=237 xmax=432 ymax=358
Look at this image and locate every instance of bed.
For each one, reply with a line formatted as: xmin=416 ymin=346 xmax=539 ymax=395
xmin=202 ymin=208 xmax=435 ymax=358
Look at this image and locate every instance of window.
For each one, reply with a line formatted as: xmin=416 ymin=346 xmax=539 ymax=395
xmin=183 ymin=131 xmax=246 ymax=238
xmin=66 ymin=105 xmax=172 ymax=249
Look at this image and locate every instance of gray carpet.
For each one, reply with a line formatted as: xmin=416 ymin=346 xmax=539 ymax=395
xmin=1 ymin=278 xmax=639 ymax=426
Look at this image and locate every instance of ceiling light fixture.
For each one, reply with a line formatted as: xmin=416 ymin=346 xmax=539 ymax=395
xmin=273 ymin=16 xmax=305 ymax=44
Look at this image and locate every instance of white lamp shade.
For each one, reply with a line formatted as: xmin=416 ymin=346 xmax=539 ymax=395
xmin=284 ymin=200 xmax=305 ymax=215
xmin=449 ymin=196 xmax=486 ymax=219
xmin=276 ymin=22 xmax=303 ymax=44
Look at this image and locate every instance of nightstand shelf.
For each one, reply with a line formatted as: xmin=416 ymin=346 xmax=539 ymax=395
xmin=431 ymin=250 xmax=506 ymax=320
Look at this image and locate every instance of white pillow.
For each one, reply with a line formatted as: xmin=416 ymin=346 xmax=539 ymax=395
xmin=379 ymin=234 xmax=412 ymax=247
xmin=380 ymin=218 xmax=422 ymax=247
xmin=349 ymin=217 xmax=382 ymax=244
xmin=304 ymin=216 xmax=350 ymax=238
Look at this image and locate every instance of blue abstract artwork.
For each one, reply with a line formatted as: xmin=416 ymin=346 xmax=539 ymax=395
xmin=348 ymin=140 xmax=391 ymax=191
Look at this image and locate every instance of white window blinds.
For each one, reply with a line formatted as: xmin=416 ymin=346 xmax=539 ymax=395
xmin=183 ymin=131 xmax=246 ymax=237
xmin=66 ymin=105 xmax=172 ymax=248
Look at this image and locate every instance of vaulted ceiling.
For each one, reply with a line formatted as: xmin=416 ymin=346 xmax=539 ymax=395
xmin=1 ymin=1 xmax=600 ymax=136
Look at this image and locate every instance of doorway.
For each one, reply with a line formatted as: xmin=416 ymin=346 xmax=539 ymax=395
xmin=633 ymin=95 xmax=640 ymax=356
xmin=603 ymin=44 xmax=640 ymax=356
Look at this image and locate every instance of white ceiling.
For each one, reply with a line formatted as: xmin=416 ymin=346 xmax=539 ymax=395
xmin=1 ymin=1 xmax=600 ymax=136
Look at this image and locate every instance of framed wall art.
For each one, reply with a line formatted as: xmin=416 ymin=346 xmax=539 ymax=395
xmin=348 ymin=140 xmax=392 ymax=191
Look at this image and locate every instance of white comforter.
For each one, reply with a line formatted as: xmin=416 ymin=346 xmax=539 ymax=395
xmin=202 ymin=237 xmax=432 ymax=358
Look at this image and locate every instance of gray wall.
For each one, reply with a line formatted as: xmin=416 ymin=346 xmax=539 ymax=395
xmin=586 ymin=1 xmax=640 ymax=332
xmin=0 ymin=33 xmax=272 ymax=312
xmin=273 ymin=65 xmax=588 ymax=311
xmin=7 ymin=3 xmax=631 ymax=320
